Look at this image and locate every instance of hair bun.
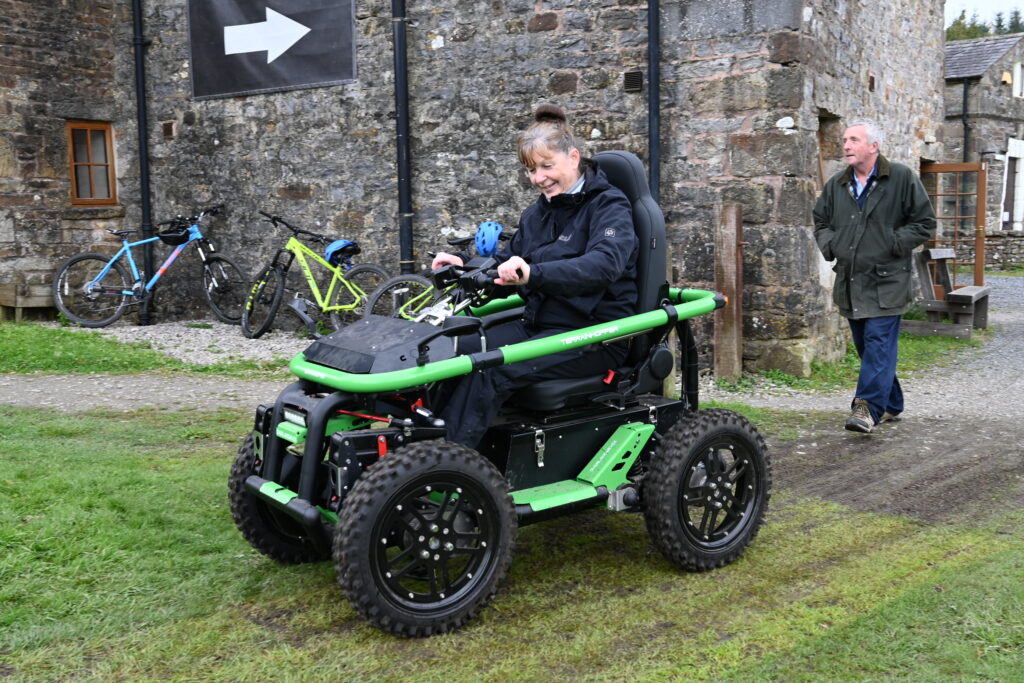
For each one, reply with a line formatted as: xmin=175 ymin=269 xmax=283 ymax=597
xmin=534 ymin=104 xmax=567 ymax=125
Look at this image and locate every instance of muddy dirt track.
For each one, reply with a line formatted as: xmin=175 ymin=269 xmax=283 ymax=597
xmin=1 ymin=277 xmax=1022 ymax=524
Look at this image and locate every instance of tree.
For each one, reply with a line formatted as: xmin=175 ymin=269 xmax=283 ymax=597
xmin=994 ymin=11 xmax=1007 ymax=34
xmin=1010 ymin=8 xmax=1024 ymax=33
xmin=947 ymin=10 xmax=992 ymax=40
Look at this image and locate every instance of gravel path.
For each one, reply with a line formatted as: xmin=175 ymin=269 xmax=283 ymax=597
xmin=0 ymin=276 xmax=1021 ymax=417
xmin=701 ymin=274 xmax=1024 ymax=421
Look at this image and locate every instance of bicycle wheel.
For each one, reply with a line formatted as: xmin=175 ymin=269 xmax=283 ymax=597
xmin=362 ymin=273 xmax=436 ymax=319
xmin=201 ymin=254 xmax=248 ymax=325
xmin=328 ymin=263 xmax=390 ymax=328
xmin=241 ymin=265 xmax=286 ymax=339
xmin=52 ymin=252 xmax=132 ymax=327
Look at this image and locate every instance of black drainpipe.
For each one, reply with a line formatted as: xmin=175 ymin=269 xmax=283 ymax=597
xmin=962 ymin=78 xmax=972 ymax=162
xmin=131 ymin=0 xmax=155 ymax=324
xmin=392 ymin=0 xmax=415 ymax=274
xmin=647 ymin=0 xmax=660 ymax=201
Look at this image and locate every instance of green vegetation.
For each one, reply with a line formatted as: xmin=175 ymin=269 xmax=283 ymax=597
xmin=947 ymin=7 xmax=1024 ymax=40
xmin=1 ymin=406 xmax=1020 ymax=680
xmin=0 ymin=322 xmax=292 ymax=379
xmin=717 ymin=332 xmax=982 ymax=395
xmin=990 ymin=264 xmax=1024 ymax=277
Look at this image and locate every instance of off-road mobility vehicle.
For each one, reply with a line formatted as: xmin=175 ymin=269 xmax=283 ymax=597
xmin=229 ymin=151 xmax=771 ymax=637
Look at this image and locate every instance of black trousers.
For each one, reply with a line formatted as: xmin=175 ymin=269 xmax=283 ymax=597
xmin=434 ymin=320 xmax=627 ymax=448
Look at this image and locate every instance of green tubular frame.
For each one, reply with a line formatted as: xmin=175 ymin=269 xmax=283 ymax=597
xmin=289 ymin=288 xmax=722 ymax=393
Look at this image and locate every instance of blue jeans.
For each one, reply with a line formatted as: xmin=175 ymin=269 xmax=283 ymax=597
xmin=848 ymin=315 xmax=904 ymax=424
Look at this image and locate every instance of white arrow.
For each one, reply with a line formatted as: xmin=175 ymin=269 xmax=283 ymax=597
xmin=224 ymin=8 xmax=311 ymax=64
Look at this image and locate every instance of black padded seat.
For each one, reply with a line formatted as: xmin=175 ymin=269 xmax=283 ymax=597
xmin=510 ymin=150 xmax=668 ymax=412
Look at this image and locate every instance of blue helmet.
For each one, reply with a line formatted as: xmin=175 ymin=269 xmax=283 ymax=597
xmin=475 ymin=221 xmax=504 ymax=256
xmin=324 ymin=239 xmax=358 ymax=265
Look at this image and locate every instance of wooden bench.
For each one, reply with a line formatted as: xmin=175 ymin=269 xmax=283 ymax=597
xmin=903 ymin=248 xmax=991 ymax=339
xmin=0 ymin=283 xmax=54 ymax=322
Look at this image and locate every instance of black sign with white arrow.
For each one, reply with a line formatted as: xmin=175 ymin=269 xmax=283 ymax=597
xmin=188 ymin=0 xmax=356 ymax=100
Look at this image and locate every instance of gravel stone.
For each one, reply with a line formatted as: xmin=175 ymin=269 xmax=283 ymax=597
xmin=1 ymin=276 xmax=1021 ymax=420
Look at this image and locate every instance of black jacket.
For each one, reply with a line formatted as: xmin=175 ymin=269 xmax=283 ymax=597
xmin=501 ymin=160 xmax=638 ymax=329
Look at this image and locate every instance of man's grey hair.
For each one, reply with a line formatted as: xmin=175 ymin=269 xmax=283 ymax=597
xmin=846 ymin=119 xmax=884 ymax=149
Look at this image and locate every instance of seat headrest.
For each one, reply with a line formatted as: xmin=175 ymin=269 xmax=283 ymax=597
xmin=593 ymin=150 xmax=651 ymax=204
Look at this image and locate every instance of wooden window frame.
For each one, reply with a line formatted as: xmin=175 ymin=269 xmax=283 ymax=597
xmin=66 ymin=120 xmax=117 ymax=206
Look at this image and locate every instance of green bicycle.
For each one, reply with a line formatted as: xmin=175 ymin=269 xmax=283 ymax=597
xmin=241 ymin=211 xmax=390 ymax=339
xmin=362 ymin=223 xmax=510 ymax=320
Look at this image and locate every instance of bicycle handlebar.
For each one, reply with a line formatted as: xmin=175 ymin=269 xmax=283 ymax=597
xmin=446 ymin=232 xmax=510 ymax=247
xmin=258 ymin=210 xmax=330 ymax=244
xmin=156 ymin=204 xmax=225 ymax=228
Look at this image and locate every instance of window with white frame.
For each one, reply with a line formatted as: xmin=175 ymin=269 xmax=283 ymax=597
xmin=1003 ymin=138 xmax=1024 ymax=230
xmin=1014 ymin=63 xmax=1024 ymax=98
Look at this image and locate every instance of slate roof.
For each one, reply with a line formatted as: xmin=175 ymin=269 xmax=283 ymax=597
xmin=946 ymin=34 xmax=1024 ymax=79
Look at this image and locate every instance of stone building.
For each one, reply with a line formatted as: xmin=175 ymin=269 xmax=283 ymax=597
xmin=944 ymin=34 xmax=1024 ymax=269
xmin=1 ymin=0 xmax=947 ymax=376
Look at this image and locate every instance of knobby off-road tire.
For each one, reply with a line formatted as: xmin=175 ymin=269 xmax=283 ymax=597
xmin=328 ymin=263 xmax=390 ymax=328
xmin=201 ymin=254 xmax=247 ymax=325
xmin=52 ymin=252 xmax=131 ymax=327
xmin=228 ymin=433 xmax=328 ymax=563
xmin=241 ymin=265 xmax=286 ymax=338
xmin=334 ymin=441 xmax=517 ymax=637
xmin=362 ymin=273 xmax=436 ymax=319
xmin=643 ymin=409 xmax=771 ymax=571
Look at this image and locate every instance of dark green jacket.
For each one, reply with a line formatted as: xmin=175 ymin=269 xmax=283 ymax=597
xmin=813 ymin=155 xmax=935 ymax=319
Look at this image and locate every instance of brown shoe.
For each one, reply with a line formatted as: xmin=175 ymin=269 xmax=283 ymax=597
xmin=845 ymin=398 xmax=874 ymax=433
xmin=880 ymin=411 xmax=902 ymax=423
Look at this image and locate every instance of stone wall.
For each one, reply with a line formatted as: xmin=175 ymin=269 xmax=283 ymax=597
xmin=4 ymin=0 xmax=951 ymax=376
xmin=0 ymin=0 xmax=127 ymax=316
xmin=942 ymin=37 xmax=1024 ymax=270
xmin=654 ymin=0 xmax=945 ymax=376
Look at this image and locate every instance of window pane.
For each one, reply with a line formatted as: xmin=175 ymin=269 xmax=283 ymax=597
xmin=90 ymin=130 xmax=108 ymax=163
xmin=939 ymin=198 xmax=959 ymax=218
xmin=75 ymin=165 xmax=92 ymax=197
xmin=91 ymin=166 xmax=110 ymax=198
xmin=958 ymin=172 xmax=978 ymax=194
xmin=940 ymin=173 xmax=960 ymax=193
xmin=72 ymin=129 xmax=89 ymax=163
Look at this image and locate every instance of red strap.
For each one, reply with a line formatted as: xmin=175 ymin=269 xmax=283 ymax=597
xmin=603 ymin=369 xmax=616 ymax=385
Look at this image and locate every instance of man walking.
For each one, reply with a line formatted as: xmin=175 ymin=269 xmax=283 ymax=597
xmin=813 ymin=119 xmax=935 ymax=433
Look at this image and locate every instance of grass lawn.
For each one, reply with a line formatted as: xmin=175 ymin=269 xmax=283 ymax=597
xmin=2 ymin=406 xmax=1021 ymax=681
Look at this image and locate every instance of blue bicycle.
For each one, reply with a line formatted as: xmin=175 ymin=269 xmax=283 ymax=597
xmin=52 ymin=205 xmax=248 ymax=327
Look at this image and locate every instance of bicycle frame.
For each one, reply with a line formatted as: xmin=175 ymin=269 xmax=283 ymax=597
xmin=274 ymin=235 xmax=370 ymax=314
xmin=88 ymin=225 xmax=208 ymax=297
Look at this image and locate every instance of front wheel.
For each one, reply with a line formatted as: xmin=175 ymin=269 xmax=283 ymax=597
xmin=52 ymin=252 xmax=131 ymax=327
xmin=241 ymin=265 xmax=285 ymax=339
xmin=328 ymin=263 xmax=390 ymax=329
xmin=201 ymin=254 xmax=248 ymax=324
xmin=362 ymin=273 xmax=436 ymax=319
xmin=334 ymin=441 xmax=517 ymax=637
xmin=228 ymin=433 xmax=328 ymax=563
xmin=643 ymin=409 xmax=771 ymax=571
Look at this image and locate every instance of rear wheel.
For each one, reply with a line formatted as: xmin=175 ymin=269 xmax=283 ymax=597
xmin=334 ymin=441 xmax=517 ymax=637
xmin=52 ymin=252 xmax=131 ymax=327
xmin=362 ymin=274 xmax=436 ymax=319
xmin=328 ymin=263 xmax=390 ymax=328
xmin=201 ymin=254 xmax=247 ymax=324
xmin=643 ymin=409 xmax=771 ymax=571
xmin=241 ymin=265 xmax=285 ymax=338
xmin=228 ymin=433 xmax=328 ymax=563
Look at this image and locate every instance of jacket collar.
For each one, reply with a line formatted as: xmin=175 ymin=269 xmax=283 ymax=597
xmin=839 ymin=154 xmax=891 ymax=185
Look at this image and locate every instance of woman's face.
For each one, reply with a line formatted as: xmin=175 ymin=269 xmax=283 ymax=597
xmin=524 ymin=147 xmax=582 ymax=199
